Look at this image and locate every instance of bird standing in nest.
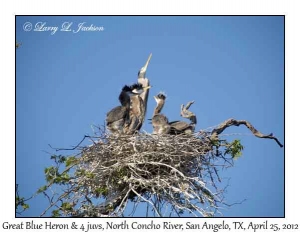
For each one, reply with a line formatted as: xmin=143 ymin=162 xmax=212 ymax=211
xmin=106 ymin=84 xmax=150 ymax=134
xmin=151 ymin=93 xmax=171 ymax=135
xmin=169 ymin=101 xmax=197 ymax=135
xmin=124 ymin=54 xmax=152 ymax=134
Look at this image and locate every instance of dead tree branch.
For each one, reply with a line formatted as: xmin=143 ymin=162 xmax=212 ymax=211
xmin=210 ymin=118 xmax=283 ymax=148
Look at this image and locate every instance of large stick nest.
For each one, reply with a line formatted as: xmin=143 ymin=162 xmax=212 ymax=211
xmin=49 ymin=118 xmax=282 ymax=217
xmin=80 ymin=132 xmax=217 ymax=216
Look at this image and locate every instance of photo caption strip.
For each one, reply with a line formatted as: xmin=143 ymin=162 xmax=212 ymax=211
xmin=1 ymin=219 xmax=299 ymax=232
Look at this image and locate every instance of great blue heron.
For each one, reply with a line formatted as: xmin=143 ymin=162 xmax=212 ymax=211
xmin=124 ymin=54 xmax=152 ymax=134
xmin=106 ymin=83 xmax=149 ymax=134
xmin=169 ymin=101 xmax=197 ymax=135
xmin=151 ymin=93 xmax=171 ymax=134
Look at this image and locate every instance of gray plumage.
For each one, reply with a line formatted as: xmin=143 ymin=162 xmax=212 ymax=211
xmin=169 ymin=121 xmax=194 ymax=135
xmin=124 ymin=54 xmax=152 ymax=134
xmin=106 ymin=84 xmax=144 ymax=134
xmin=152 ymin=93 xmax=171 ymax=134
xmin=169 ymin=101 xmax=197 ymax=135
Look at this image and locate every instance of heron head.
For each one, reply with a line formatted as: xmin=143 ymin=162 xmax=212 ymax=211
xmin=129 ymin=83 xmax=151 ymax=95
xmin=154 ymin=93 xmax=166 ymax=103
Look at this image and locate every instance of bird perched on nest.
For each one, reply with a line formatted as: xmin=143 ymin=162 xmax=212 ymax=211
xmin=151 ymin=93 xmax=171 ymax=134
xmin=106 ymin=83 xmax=150 ymax=134
xmin=169 ymin=101 xmax=197 ymax=135
xmin=124 ymin=54 xmax=152 ymax=134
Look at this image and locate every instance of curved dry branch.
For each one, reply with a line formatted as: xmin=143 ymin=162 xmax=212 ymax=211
xmin=210 ymin=118 xmax=283 ymax=148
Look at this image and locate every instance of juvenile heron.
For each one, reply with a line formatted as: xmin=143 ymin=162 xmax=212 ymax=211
xmin=151 ymin=93 xmax=171 ymax=134
xmin=169 ymin=101 xmax=197 ymax=135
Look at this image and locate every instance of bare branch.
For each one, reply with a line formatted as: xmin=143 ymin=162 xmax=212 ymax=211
xmin=211 ymin=118 xmax=283 ymax=148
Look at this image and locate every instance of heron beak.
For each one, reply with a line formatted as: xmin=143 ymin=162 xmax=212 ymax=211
xmin=141 ymin=53 xmax=152 ymax=73
xmin=145 ymin=53 xmax=152 ymax=69
xmin=143 ymin=85 xmax=151 ymax=90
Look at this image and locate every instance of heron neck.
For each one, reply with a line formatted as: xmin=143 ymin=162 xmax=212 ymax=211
xmin=138 ymin=78 xmax=150 ymax=118
xmin=138 ymin=71 xmax=146 ymax=80
xmin=154 ymin=101 xmax=164 ymax=115
xmin=130 ymin=96 xmax=143 ymax=116
xmin=190 ymin=115 xmax=197 ymax=124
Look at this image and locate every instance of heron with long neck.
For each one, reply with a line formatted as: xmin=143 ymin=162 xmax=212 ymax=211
xmin=151 ymin=93 xmax=171 ymax=134
xmin=169 ymin=101 xmax=197 ymax=135
xmin=106 ymin=84 xmax=147 ymax=134
xmin=124 ymin=54 xmax=152 ymax=134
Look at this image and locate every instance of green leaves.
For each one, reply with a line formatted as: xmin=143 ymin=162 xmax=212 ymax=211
xmin=95 ymin=186 xmax=108 ymax=197
xmin=37 ymin=185 xmax=47 ymax=194
xmin=54 ymin=172 xmax=70 ymax=184
xmin=51 ymin=209 xmax=61 ymax=217
xmin=61 ymin=202 xmax=73 ymax=211
xmin=65 ymin=156 xmax=78 ymax=167
xmin=224 ymin=139 xmax=244 ymax=159
xmin=44 ymin=166 xmax=70 ymax=184
xmin=22 ymin=203 xmax=29 ymax=210
xmin=50 ymin=155 xmax=66 ymax=164
xmin=86 ymin=172 xmax=95 ymax=179
xmin=75 ymin=169 xmax=86 ymax=176
xmin=44 ymin=166 xmax=58 ymax=182
xmin=16 ymin=195 xmax=30 ymax=211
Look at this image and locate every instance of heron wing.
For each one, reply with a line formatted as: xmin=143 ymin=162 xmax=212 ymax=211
xmin=106 ymin=106 xmax=127 ymax=124
xmin=152 ymin=114 xmax=169 ymax=126
xmin=169 ymin=121 xmax=190 ymax=131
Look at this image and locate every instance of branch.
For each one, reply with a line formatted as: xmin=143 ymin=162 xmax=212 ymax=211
xmin=98 ymin=189 xmax=129 ymax=215
xmin=211 ymin=118 xmax=283 ymax=147
xmin=48 ymin=135 xmax=92 ymax=152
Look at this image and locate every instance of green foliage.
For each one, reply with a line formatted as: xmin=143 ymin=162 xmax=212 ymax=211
xmin=111 ymin=167 xmax=128 ymax=185
xmin=37 ymin=185 xmax=47 ymax=194
xmin=51 ymin=209 xmax=61 ymax=217
xmin=22 ymin=203 xmax=30 ymax=210
xmin=95 ymin=186 xmax=108 ymax=197
xmin=61 ymin=202 xmax=73 ymax=211
xmin=50 ymin=155 xmax=67 ymax=164
xmin=44 ymin=166 xmax=58 ymax=182
xmin=75 ymin=169 xmax=86 ymax=176
xmin=44 ymin=166 xmax=70 ymax=184
xmin=16 ymin=186 xmax=30 ymax=213
xmin=15 ymin=196 xmax=22 ymax=209
xmin=54 ymin=172 xmax=70 ymax=184
xmin=65 ymin=156 xmax=79 ymax=167
xmin=210 ymin=139 xmax=220 ymax=147
xmin=224 ymin=139 xmax=244 ymax=159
